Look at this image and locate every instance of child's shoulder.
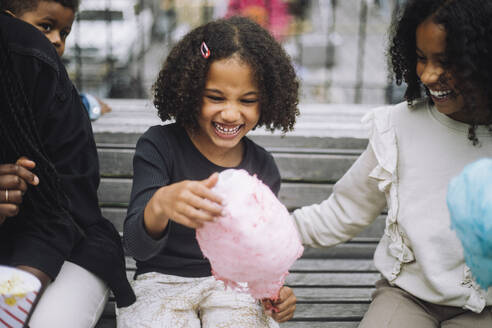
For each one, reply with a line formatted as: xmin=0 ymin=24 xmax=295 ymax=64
xmin=362 ymin=99 xmax=429 ymax=130
xmin=137 ymin=123 xmax=183 ymax=147
xmin=242 ymin=136 xmax=279 ymax=177
xmin=0 ymin=14 xmax=59 ymax=70
xmin=141 ymin=123 xmax=179 ymax=137
xmin=243 ymin=136 xmax=274 ymax=161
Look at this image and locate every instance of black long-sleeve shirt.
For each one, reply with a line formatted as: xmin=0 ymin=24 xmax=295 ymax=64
xmin=0 ymin=14 xmax=135 ymax=307
xmin=124 ymin=124 xmax=281 ymax=278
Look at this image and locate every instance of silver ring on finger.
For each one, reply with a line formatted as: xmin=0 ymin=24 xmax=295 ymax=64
xmin=5 ymin=190 xmax=8 ymax=202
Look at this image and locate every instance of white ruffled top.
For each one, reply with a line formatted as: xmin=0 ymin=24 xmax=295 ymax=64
xmin=292 ymin=100 xmax=492 ymax=312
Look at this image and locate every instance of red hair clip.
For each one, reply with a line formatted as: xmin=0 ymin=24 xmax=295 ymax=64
xmin=201 ymin=41 xmax=211 ymax=59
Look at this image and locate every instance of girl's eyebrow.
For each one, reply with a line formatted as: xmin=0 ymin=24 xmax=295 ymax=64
xmin=416 ymin=47 xmax=446 ymax=57
xmin=204 ymin=88 xmax=223 ymax=94
xmin=243 ymin=91 xmax=259 ymax=96
xmin=204 ymin=89 xmax=259 ymax=96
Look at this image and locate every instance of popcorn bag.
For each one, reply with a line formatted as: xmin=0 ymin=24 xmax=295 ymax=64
xmin=196 ymin=169 xmax=304 ymax=300
xmin=0 ymin=266 xmax=41 ymax=328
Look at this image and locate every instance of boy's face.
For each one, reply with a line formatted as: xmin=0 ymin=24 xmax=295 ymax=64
xmin=17 ymin=1 xmax=75 ymax=57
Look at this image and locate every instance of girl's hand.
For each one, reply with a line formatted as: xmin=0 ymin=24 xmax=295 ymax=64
xmin=144 ymin=173 xmax=224 ymax=237
xmin=0 ymin=157 xmax=39 ymax=224
xmin=262 ymin=286 xmax=297 ymax=323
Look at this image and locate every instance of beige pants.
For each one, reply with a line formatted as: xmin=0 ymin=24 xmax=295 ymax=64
xmin=117 ymin=272 xmax=279 ymax=328
xmin=359 ymin=279 xmax=492 ymax=328
xmin=29 ymin=261 xmax=109 ymax=328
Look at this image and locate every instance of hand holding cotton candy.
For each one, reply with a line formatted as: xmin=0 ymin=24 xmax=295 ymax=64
xmin=196 ymin=169 xmax=304 ymax=300
xmin=447 ymin=158 xmax=492 ymax=289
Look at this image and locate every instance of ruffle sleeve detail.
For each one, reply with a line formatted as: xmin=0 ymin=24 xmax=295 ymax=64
xmin=461 ymin=265 xmax=487 ymax=313
xmin=362 ymin=107 xmax=415 ymax=281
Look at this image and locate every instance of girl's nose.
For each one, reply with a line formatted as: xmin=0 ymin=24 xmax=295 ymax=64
xmin=221 ymin=105 xmax=241 ymax=122
xmin=420 ymin=63 xmax=443 ymax=86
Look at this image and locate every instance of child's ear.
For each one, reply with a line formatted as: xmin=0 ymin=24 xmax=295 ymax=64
xmin=4 ymin=10 xmax=17 ymax=18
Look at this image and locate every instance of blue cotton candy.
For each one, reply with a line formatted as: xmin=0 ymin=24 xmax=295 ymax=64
xmin=447 ymin=158 xmax=492 ymax=289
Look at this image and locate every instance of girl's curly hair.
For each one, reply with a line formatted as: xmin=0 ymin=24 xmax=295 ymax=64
xmin=1 ymin=0 xmax=79 ymax=15
xmin=153 ymin=16 xmax=299 ymax=133
xmin=389 ymin=0 xmax=492 ymax=144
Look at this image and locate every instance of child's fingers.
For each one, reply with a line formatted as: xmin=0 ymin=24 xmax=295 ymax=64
xmin=273 ymin=288 xmax=297 ymax=312
xmin=172 ymin=212 xmax=203 ymax=229
xmin=16 ymin=156 xmax=36 ymax=169
xmin=269 ymin=286 xmax=297 ymax=322
xmin=0 ymin=163 xmax=39 ymax=187
xmin=203 ymin=172 xmax=219 ymax=188
xmin=261 ymin=299 xmax=274 ymax=312
xmin=0 ymin=189 xmax=24 ymax=205
xmin=187 ymin=188 xmax=223 ymax=216
xmin=271 ymin=304 xmax=296 ymax=323
xmin=178 ymin=204 xmax=216 ymax=227
xmin=0 ymin=203 xmax=20 ymax=218
xmin=183 ymin=190 xmax=223 ymax=218
xmin=0 ymin=175 xmax=28 ymax=195
xmin=15 ymin=157 xmax=39 ymax=185
xmin=197 ymin=175 xmax=223 ymax=205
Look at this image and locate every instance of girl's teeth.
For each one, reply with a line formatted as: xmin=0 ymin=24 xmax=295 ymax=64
xmin=429 ymin=89 xmax=452 ymax=98
xmin=214 ymin=123 xmax=240 ymax=134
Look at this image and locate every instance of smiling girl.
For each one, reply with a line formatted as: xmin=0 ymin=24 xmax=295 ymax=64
xmin=119 ymin=16 xmax=299 ymax=328
xmin=291 ymin=0 xmax=492 ymax=327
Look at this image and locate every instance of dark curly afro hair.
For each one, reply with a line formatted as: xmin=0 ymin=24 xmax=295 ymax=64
xmin=153 ymin=16 xmax=299 ymax=133
xmin=389 ymin=0 xmax=492 ymax=144
xmin=0 ymin=0 xmax=79 ymax=15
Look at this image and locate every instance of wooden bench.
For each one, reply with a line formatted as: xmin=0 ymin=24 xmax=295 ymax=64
xmin=92 ymin=100 xmax=385 ymax=328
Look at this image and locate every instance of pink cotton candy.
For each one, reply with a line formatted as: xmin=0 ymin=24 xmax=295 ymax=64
xmin=196 ymin=169 xmax=304 ymax=300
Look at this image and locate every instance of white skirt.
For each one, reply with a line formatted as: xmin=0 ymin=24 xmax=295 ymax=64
xmin=117 ymin=272 xmax=279 ymax=328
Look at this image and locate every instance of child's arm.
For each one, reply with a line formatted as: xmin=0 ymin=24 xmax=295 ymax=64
xmin=144 ymin=173 xmax=224 ymax=238
xmin=292 ymin=146 xmax=386 ymax=247
xmin=123 ymin=130 xmax=224 ymax=261
xmin=261 ymin=286 xmax=297 ymax=322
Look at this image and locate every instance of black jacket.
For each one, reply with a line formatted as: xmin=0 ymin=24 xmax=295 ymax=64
xmin=0 ymin=14 xmax=135 ymax=307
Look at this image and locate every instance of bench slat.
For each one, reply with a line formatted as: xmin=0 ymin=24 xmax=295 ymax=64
xmin=97 ymin=301 xmax=369 ymax=326
xmin=294 ymin=303 xmax=369 ymax=320
xmin=286 ymin=273 xmax=379 ymax=287
xmin=102 ymin=207 xmax=385 ymax=242
xmin=98 ymin=178 xmax=334 ymax=210
xmin=282 ymin=322 xmax=359 ymax=328
xmin=95 ymin=317 xmax=361 ymax=328
xmin=123 ymin=258 xmax=378 ymax=272
xmin=122 ymin=270 xmax=379 ymax=288
xmin=94 ymin=134 xmax=368 ymax=152
xmin=97 ymin=148 xmax=359 ymax=182
xmin=293 ymin=287 xmax=373 ymax=302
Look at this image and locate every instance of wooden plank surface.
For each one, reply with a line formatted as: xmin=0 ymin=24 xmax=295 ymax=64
xmin=98 ymin=179 xmax=335 ymax=210
xmin=282 ymin=322 xmax=360 ymax=328
xmin=92 ymin=100 xmax=379 ymax=328
xmin=91 ymin=100 xmax=373 ymax=140
xmin=96 ymin=301 xmax=369 ymax=327
xmin=97 ymin=148 xmax=361 ymax=181
xmin=96 ymin=318 xmax=362 ymax=328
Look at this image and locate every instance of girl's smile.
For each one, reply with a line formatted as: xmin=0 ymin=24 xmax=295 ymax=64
xmin=212 ymin=122 xmax=244 ymax=138
xmin=415 ymin=19 xmax=467 ymax=122
xmin=188 ymin=54 xmax=260 ymax=167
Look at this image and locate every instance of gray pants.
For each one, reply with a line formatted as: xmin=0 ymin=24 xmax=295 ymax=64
xmin=359 ymin=279 xmax=492 ymax=328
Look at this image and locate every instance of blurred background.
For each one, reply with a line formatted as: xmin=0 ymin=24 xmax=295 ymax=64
xmin=65 ymin=0 xmax=407 ymax=106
